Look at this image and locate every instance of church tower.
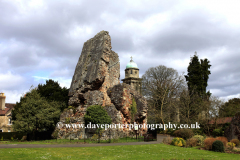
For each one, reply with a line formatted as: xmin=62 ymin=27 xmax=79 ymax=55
xmin=121 ymin=57 xmax=142 ymax=95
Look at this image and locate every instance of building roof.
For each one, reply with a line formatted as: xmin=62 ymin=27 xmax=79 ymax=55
xmin=208 ymin=117 xmax=233 ymax=124
xmin=126 ymin=57 xmax=138 ymax=69
xmin=0 ymin=103 xmax=15 ymax=116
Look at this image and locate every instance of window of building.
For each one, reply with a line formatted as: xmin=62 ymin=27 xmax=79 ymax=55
xmin=130 ymin=70 xmax=132 ymax=74
xmin=0 ymin=129 xmax=2 ymax=132
xmin=8 ymin=118 xmax=11 ymax=125
xmin=8 ymin=129 xmax=11 ymax=132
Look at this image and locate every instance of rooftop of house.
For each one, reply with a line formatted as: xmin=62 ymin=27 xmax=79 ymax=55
xmin=208 ymin=117 xmax=233 ymax=124
xmin=0 ymin=103 xmax=15 ymax=116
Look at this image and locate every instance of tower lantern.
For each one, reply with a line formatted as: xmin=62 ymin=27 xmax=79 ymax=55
xmin=121 ymin=56 xmax=142 ymax=94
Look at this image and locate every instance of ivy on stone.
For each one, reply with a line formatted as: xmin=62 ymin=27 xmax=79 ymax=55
xmin=130 ymin=97 xmax=137 ymax=122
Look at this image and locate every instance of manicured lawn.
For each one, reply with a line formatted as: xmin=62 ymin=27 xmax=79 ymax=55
xmin=0 ymin=137 xmax=145 ymax=145
xmin=0 ymin=143 xmax=240 ymax=159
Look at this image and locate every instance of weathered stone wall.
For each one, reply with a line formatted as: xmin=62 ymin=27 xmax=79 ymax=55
xmin=56 ymin=31 xmax=147 ymax=139
xmin=107 ymin=83 xmax=148 ymax=132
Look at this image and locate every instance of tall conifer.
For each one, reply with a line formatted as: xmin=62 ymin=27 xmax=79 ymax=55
xmin=200 ymin=58 xmax=211 ymax=99
xmin=185 ymin=52 xmax=211 ymax=99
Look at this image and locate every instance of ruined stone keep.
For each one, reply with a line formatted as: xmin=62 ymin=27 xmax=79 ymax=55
xmin=56 ymin=31 xmax=148 ymax=139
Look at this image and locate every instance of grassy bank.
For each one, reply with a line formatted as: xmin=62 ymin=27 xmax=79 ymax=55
xmin=0 ymin=143 xmax=239 ymax=159
xmin=0 ymin=137 xmax=145 ymax=145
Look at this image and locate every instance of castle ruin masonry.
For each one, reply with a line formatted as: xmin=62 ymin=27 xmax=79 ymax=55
xmin=56 ymin=31 xmax=148 ymax=139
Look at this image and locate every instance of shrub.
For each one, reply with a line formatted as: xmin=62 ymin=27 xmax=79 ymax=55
xmin=0 ymin=132 xmax=25 ymax=140
xmin=192 ymin=129 xmax=203 ymax=135
xmin=212 ymin=140 xmax=225 ymax=152
xmin=162 ymin=135 xmax=172 ymax=145
xmin=227 ymin=142 xmax=236 ymax=150
xmin=173 ymin=130 xmax=181 ymax=137
xmin=202 ymin=134 xmax=206 ymax=138
xmin=0 ymin=137 xmax=3 ymax=141
xmin=230 ymin=139 xmax=240 ymax=147
xmin=171 ymin=137 xmax=186 ymax=147
xmin=84 ymin=105 xmax=112 ymax=126
xmin=68 ymin=106 xmax=76 ymax=114
xmin=21 ymin=136 xmax=27 ymax=141
xmin=193 ymin=135 xmax=205 ymax=146
xmin=51 ymin=129 xmax=59 ymax=139
xmin=91 ymin=134 xmax=98 ymax=141
xmin=204 ymin=138 xmax=216 ymax=150
xmin=216 ymin=137 xmax=228 ymax=147
xmin=186 ymin=137 xmax=198 ymax=147
xmin=166 ymin=128 xmax=175 ymax=136
xmin=212 ymin=129 xmax=223 ymax=137
xmin=173 ymin=129 xmax=194 ymax=140
xmin=65 ymin=117 xmax=70 ymax=124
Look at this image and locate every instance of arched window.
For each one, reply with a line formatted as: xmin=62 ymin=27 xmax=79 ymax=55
xmin=131 ymin=70 xmax=132 ymax=74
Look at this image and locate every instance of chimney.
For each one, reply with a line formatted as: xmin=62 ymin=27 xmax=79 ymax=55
xmin=0 ymin=93 xmax=6 ymax=110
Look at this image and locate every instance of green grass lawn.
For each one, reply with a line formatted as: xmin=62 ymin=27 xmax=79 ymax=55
xmin=0 ymin=143 xmax=240 ymax=160
xmin=0 ymin=137 xmax=146 ymax=145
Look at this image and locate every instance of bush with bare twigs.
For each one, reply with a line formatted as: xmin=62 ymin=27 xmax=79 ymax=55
xmin=162 ymin=135 xmax=172 ymax=145
xmin=230 ymin=139 xmax=239 ymax=147
xmin=216 ymin=137 xmax=228 ymax=147
xmin=186 ymin=137 xmax=198 ymax=147
xmin=204 ymin=138 xmax=216 ymax=150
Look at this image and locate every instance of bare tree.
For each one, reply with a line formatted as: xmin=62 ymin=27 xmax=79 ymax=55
xmin=142 ymin=65 xmax=185 ymax=125
xmin=178 ymin=86 xmax=204 ymax=124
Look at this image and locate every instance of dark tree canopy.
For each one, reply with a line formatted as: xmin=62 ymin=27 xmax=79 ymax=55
xmin=37 ymin=79 xmax=69 ymax=111
xmin=185 ymin=53 xmax=211 ymax=100
xmin=200 ymin=58 xmax=212 ymax=99
xmin=12 ymin=88 xmax=64 ymax=133
xmin=84 ymin=105 xmax=112 ymax=126
xmin=219 ymin=98 xmax=240 ymax=117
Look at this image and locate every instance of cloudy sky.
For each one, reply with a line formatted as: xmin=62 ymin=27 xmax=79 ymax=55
xmin=1 ymin=0 xmax=240 ymax=103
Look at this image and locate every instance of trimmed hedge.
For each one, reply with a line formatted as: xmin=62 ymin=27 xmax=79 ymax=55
xmin=0 ymin=132 xmax=26 ymax=140
xmin=173 ymin=129 xmax=194 ymax=140
xmin=212 ymin=140 xmax=225 ymax=152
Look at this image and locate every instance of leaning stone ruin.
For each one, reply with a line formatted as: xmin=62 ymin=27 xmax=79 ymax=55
xmin=56 ymin=31 xmax=148 ymax=140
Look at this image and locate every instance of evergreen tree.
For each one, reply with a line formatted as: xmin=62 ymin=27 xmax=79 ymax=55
xmin=200 ymin=58 xmax=212 ymax=99
xmin=12 ymin=87 xmax=64 ymax=133
xmin=185 ymin=52 xmax=211 ymax=100
xmin=37 ymin=79 xmax=69 ymax=111
xmin=219 ymin=98 xmax=240 ymax=117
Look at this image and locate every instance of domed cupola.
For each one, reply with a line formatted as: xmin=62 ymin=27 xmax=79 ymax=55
xmin=126 ymin=57 xmax=138 ymax=69
xmin=121 ymin=56 xmax=142 ymax=95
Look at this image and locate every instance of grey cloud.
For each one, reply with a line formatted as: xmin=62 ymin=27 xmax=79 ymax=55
xmin=145 ymin=10 xmax=233 ymax=55
xmin=1 ymin=0 xmax=240 ymax=103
